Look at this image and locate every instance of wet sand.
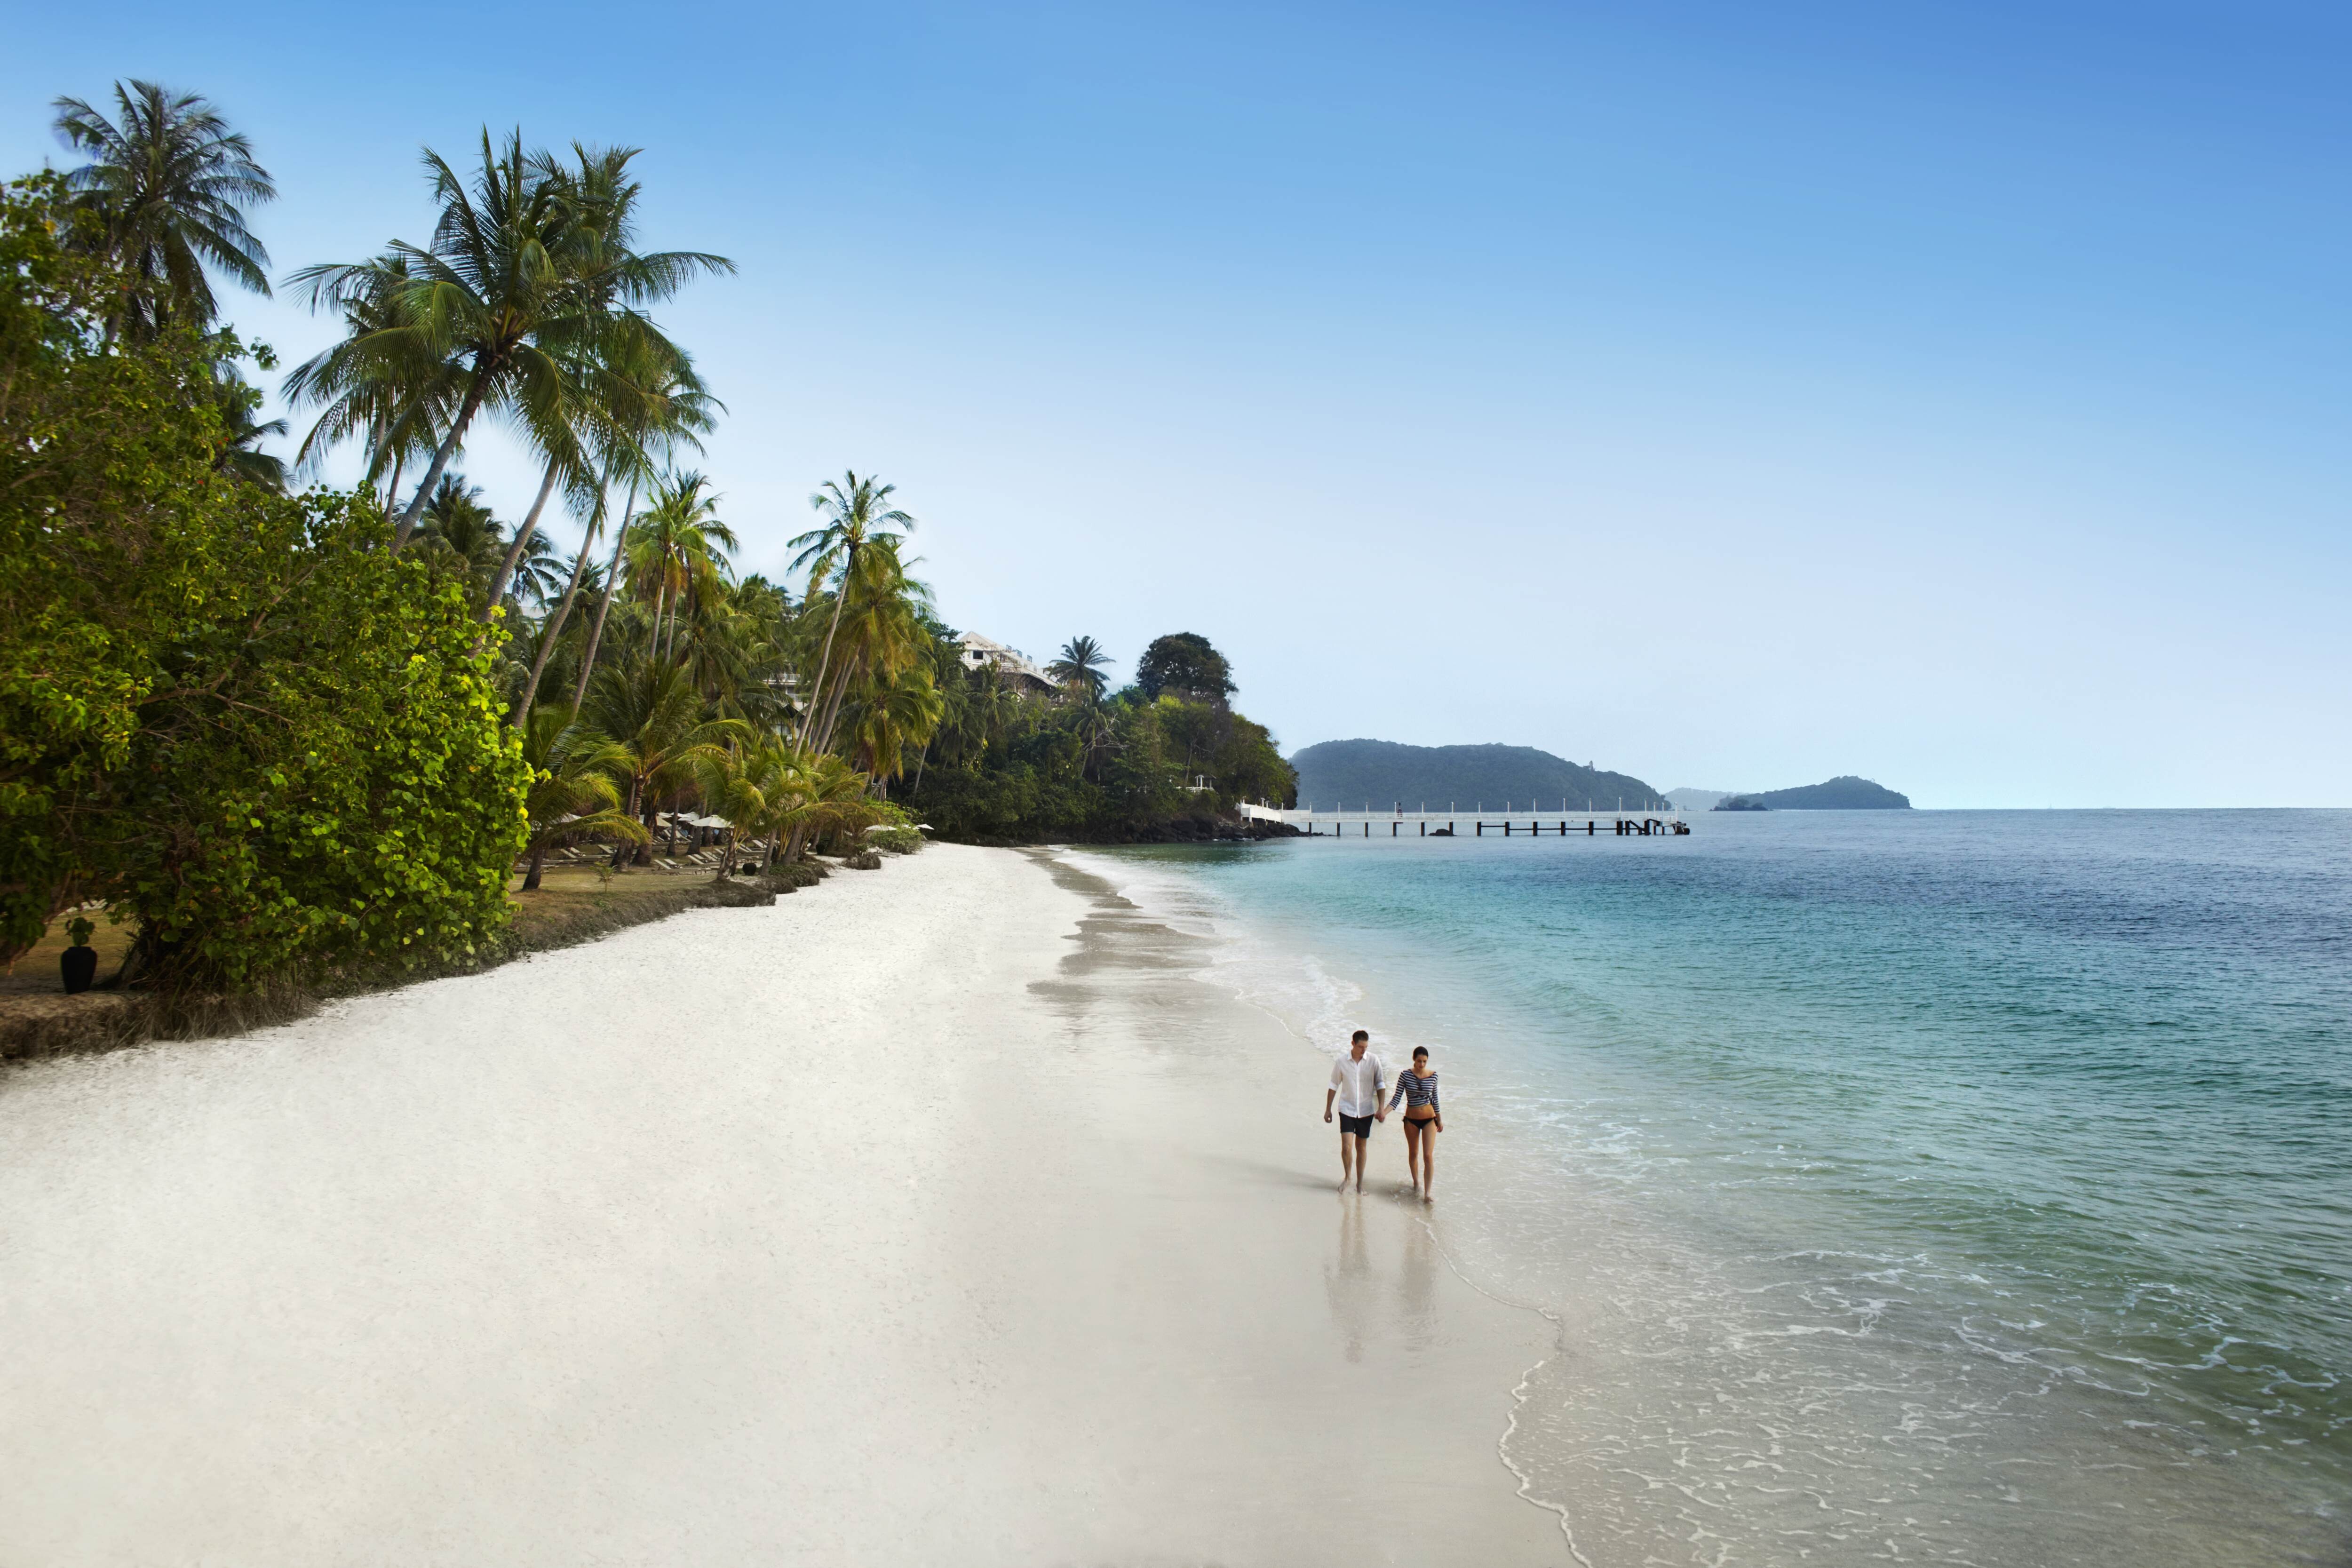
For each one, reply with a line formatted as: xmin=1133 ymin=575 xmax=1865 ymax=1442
xmin=0 ymin=844 xmax=1567 ymax=1565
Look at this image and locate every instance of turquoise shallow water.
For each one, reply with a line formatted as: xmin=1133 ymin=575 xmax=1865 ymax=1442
xmin=1077 ymin=811 xmax=2351 ymax=1567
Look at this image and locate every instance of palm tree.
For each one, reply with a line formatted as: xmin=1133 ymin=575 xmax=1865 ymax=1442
xmin=581 ymin=657 xmax=745 ymax=865
xmin=502 ymin=526 xmax=565 ymax=610
xmin=478 ymin=144 xmax=702 ymax=620
xmin=561 ymin=363 xmax=722 ymax=714
xmin=517 ymin=705 xmax=645 ymax=890
xmin=284 ymin=130 xmax=731 ymax=551
xmin=284 ymin=251 xmax=443 ymax=512
xmin=845 ymin=662 xmax=945 ymax=799
xmin=625 ymin=470 xmax=738 ymax=663
xmin=411 ymin=474 xmax=505 ymax=597
xmin=51 ymin=80 xmax=275 ymax=337
xmin=787 ymin=471 xmax=914 ymax=750
xmin=1048 ymin=636 xmax=1112 ymax=702
xmin=774 ymin=751 xmax=886 ymax=865
xmin=812 ymin=536 xmax=933 ymax=755
xmin=205 ymin=360 xmax=287 ymax=490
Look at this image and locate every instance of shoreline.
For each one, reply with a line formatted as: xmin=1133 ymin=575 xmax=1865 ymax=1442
xmin=0 ymin=842 xmax=1570 ymax=1564
xmin=1 ymin=869 xmax=799 ymax=1064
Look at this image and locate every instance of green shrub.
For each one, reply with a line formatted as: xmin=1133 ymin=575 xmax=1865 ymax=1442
xmin=0 ymin=176 xmax=529 ymax=987
xmin=867 ymin=825 xmax=926 ymax=855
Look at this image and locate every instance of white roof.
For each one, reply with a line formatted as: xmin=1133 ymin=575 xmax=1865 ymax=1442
xmin=957 ymin=631 xmax=1056 ymax=686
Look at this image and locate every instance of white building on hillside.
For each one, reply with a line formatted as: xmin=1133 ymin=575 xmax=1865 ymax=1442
xmin=957 ymin=632 xmax=1061 ymax=696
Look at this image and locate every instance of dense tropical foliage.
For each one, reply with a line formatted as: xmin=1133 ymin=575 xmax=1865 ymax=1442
xmin=4 ymin=81 xmax=1296 ymax=995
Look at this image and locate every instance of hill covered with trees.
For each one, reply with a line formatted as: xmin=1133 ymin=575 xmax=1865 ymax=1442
xmin=900 ymin=631 xmax=1295 ymax=844
xmin=1716 ymin=777 xmax=1911 ymax=810
xmin=1288 ymin=740 xmax=1670 ymax=813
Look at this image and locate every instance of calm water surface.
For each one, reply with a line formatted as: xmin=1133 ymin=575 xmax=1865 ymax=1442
xmin=1077 ymin=811 xmax=2351 ymax=1567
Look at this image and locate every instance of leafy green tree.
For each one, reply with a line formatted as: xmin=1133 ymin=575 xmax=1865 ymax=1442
xmin=2 ymin=175 xmax=528 ymax=982
xmin=1135 ymin=632 xmax=1235 ymax=703
xmin=50 ymin=80 xmax=275 ymax=338
xmin=106 ymin=501 xmax=531 ymax=985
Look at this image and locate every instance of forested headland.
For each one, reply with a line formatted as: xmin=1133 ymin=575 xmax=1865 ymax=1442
xmin=1289 ymin=740 xmax=1670 ymax=813
xmin=2 ymin=82 xmax=1295 ymax=1022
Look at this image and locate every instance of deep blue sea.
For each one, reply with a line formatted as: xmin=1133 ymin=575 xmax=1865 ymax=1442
xmin=1077 ymin=811 xmax=2351 ymax=1567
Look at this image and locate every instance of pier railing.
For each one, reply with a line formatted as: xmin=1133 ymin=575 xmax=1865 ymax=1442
xmin=1238 ymin=803 xmax=1690 ymax=837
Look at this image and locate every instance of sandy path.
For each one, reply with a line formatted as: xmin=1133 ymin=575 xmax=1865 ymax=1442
xmin=0 ymin=844 xmax=1566 ymax=1565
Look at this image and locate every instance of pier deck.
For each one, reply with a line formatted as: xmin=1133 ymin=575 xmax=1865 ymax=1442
xmin=1240 ymin=804 xmax=1690 ymax=837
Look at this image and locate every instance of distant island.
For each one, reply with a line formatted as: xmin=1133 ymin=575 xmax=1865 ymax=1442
xmin=1666 ymin=788 xmax=1731 ymax=812
xmin=1713 ymin=776 xmax=1912 ymax=811
xmin=1288 ymin=740 xmax=1671 ymax=813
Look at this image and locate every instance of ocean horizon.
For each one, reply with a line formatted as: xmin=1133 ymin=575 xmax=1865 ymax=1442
xmin=1075 ymin=808 xmax=2351 ymax=1567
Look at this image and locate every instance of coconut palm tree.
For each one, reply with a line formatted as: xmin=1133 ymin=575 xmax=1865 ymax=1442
xmin=581 ymin=657 xmax=745 ymax=865
xmin=284 ymin=129 xmax=731 ymax=551
xmin=477 ymin=144 xmax=705 ymax=620
xmin=802 ymin=535 xmax=933 ymax=756
xmin=283 ymin=252 xmax=452 ymax=506
xmin=1048 ymin=636 xmax=1112 ymax=702
xmin=845 ymin=662 xmax=945 ymax=799
xmin=411 ymin=474 xmax=504 ymax=596
xmin=626 ymin=470 xmax=739 ymax=663
xmin=774 ymin=751 xmax=886 ymax=865
xmin=693 ymin=736 xmax=818 ymax=881
xmin=787 ymin=471 xmax=914 ymax=750
xmin=502 ymin=526 xmax=565 ymax=610
xmin=517 ymin=705 xmax=645 ymax=890
xmin=50 ymin=80 xmax=275 ymax=338
xmin=205 ymin=360 xmax=287 ymax=490
xmin=562 ymin=363 xmax=722 ymax=714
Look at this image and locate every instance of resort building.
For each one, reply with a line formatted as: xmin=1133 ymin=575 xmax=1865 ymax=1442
xmin=956 ymin=632 xmax=1061 ymax=696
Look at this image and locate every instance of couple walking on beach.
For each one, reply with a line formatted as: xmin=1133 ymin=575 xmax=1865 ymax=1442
xmin=1322 ymin=1029 xmax=1442 ymax=1199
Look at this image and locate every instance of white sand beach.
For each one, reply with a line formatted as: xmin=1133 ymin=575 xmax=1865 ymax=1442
xmin=0 ymin=844 xmax=1568 ymax=1565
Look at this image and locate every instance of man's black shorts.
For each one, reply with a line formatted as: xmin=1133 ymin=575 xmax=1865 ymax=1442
xmin=1339 ymin=1113 xmax=1374 ymax=1138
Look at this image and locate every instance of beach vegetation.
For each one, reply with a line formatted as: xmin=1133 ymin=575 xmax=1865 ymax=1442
xmin=7 ymin=81 xmax=1292 ymax=1029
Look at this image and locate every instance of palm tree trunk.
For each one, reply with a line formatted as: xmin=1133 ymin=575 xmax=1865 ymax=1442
xmin=523 ymin=842 xmax=548 ymax=891
xmin=391 ymin=369 xmax=488 ymax=552
xmin=511 ymin=531 xmax=593 ymax=724
xmin=481 ymin=457 xmax=562 ymax=622
xmin=811 ymin=651 xmax=861 ymax=756
xmin=712 ymin=826 xmax=733 ymax=883
xmin=794 ymin=554 xmax=856 ymax=750
xmin=571 ymin=479 xmax=638 ymax=710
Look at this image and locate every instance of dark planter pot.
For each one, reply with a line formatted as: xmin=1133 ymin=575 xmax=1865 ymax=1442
xmin=61 ymin=945 xmax=98 ymax=994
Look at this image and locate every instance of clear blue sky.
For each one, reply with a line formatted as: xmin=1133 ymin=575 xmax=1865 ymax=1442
xmin=8 ymin=1 xmax=2346 ymax=806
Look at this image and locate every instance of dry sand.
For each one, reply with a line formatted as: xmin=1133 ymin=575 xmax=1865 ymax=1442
xmin=0 ymin=844 xmax=1569 ymax=1565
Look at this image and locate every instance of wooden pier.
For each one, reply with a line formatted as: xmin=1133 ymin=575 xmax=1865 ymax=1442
xmin=1238 ymin=804 xmax=1690 ymax=838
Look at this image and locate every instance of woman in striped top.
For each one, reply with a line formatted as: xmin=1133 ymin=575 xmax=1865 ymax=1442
xmin=1386 ymin=1046 xmax=1442 ymax=1199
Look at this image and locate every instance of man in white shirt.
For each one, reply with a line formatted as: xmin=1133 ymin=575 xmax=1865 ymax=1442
xmin=1322 ymin=1029 xmax=1387 ymax=1193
